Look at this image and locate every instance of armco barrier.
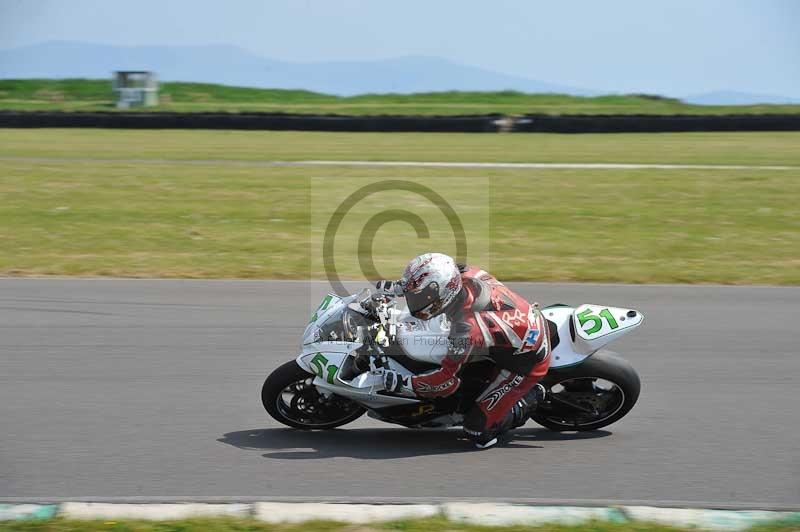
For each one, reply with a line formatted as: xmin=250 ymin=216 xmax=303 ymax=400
xmin=0 ymin=111 xmax=502 ymax=133
xmin=513 ymin=113 xmax=800 ymax=133
xmin=1 ymin=111 xmax=800 ymax=132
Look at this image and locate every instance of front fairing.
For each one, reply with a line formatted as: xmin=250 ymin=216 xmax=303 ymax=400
xmin=302 ymin=290 xmax=370 ymax=346
xmin=295 ymin=290 xmax=422 ymax=407
xmin=298 ymin=290 xmax=376 ymax=369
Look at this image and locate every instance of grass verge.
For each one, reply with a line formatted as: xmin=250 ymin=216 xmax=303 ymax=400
xmin=2 ymin=129 xmax=800 ymax=166
xmin=2 ymin=79 xmax=800 ymax=116
xmin=1 ymin=517 xmax=799 ymax=532
xmin=0 ymin=130 xmax=798 ymax=283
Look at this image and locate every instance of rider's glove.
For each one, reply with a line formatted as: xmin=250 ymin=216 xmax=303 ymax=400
xmin=381 ymin=369 xmax=416 ymax=397
xmin=375 ymin=280 xmax=403 ymax=297
xmin=361 ymin=295 xmax=383 ymax=319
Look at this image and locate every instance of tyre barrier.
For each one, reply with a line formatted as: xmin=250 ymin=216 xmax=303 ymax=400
xmin=1 ymin=111 xmax=800 ymax=133
xmin=0 ymin=111 xmax=502 ymax=133
xmin=514 ymin=113 xmax=800 ymax=133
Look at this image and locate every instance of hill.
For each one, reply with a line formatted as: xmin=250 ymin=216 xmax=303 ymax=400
xmin=0 ymin=41 xmax=587 ymax=96
xmin=1 ymin=79 xmax=799 ymax=116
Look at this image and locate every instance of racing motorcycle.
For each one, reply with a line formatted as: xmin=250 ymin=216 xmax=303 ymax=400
xmin=262 ymin=288 xmax=643 ymax=433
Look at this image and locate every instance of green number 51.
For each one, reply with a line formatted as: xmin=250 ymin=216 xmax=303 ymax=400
xmin=577 ymin=308 xmax=619 ymax=335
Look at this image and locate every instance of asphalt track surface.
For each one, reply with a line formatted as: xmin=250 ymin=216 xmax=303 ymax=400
xmin=1 ymin=279 xmax=798 ymax=508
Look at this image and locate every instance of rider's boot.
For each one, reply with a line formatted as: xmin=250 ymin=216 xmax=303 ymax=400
xmin=472 ymin=436 xmax=499 ymax=449
xmin=469 ymin=384 xmax=547 ymax=449
xmin=502 ymin=383 xmax=546 ymax=431
xmin=517 ymin=383 xmax=547 ymax=421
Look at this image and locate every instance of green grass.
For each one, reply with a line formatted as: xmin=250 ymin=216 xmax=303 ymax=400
xmin=2 ymin=79 xmax=800 ymax=115
xmin=2 ymin=129 xmax=800 ymax=166
xmin=1 ymin=517 xmax=798 ymax=532
xmin=0 ymin=129 xmax=798 ymax=283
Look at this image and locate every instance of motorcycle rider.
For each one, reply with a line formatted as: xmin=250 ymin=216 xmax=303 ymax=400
xmin=377 ymin=253 xmax=551 ymax=449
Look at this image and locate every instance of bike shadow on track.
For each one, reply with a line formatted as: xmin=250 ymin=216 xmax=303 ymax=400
xmin=218 ymin=427 xmax=611 ymax=460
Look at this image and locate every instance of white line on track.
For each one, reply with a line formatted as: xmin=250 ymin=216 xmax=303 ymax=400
xmin=1 ymin=156 xmax=797 ymax=170
xmin=283 ymin=160 xmax=800 ymax=171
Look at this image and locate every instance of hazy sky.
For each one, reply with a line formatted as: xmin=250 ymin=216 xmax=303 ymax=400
xmin=1 ymin=0 xmax=799 ymax=96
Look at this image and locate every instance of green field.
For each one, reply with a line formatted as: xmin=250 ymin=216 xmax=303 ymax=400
xmin=2 ymin=79 xmax=800 ymax=115
xmin=1 ymin=129 xmax=798 ymax=284
xmin=3 ymin=129 xmax=800 ymax=166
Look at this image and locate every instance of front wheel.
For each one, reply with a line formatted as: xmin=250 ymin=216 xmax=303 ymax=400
xmin=531 ymin=350 xmax=641 ymax=431
xmin=262 ymin=360 xmax=366 ymax=429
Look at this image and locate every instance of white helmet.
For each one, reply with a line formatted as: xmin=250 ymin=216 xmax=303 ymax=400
xmin=400 ymin=253 xmax=462 ymax=319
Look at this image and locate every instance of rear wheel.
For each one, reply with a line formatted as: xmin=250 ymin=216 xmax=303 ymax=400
xmin=531 ymin=350 xmax=640 ymax=431
xmin=262 ymin=360 xmax=366 ymax=429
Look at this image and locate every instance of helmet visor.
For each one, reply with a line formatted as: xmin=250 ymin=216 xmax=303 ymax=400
xmin=405 ymin=282 xmax=440 ymax=318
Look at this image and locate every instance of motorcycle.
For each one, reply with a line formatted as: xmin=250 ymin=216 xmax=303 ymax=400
xmin=262 ymin=288 xmax=643 ymax=433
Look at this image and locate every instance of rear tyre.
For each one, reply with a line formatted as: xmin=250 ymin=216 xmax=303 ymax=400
xmin=531 ymin=350 xmax=640 ymax=432
xmin=262 ymin=360 xmax=366 ymax=429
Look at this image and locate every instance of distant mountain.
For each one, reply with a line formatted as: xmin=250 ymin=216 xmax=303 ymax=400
xmin=3 ymin=42 xmax=797 ymax=104
xmin=684 ymin=91 xmax=800 ymax=106
xmin=0 ymin=41 xmax=593 ymax=96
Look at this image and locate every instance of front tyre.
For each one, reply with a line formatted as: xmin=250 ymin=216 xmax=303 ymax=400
xmin=262 ymin=360 xmax=366 ymax=429
xmin=532 ymin=350 xmax=641 ymax=432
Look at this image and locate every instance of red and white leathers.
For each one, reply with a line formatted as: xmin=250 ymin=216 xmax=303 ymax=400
xmin=410 ymin=265 xmax=552 ymax=442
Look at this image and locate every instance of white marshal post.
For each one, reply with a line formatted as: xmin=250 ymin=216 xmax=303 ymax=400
xmin=112 ymin=71 xmax=158 ymax=109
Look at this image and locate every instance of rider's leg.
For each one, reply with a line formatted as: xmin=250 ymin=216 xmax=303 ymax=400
xmin=462 ymin=356 xmax=550 ymax=449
